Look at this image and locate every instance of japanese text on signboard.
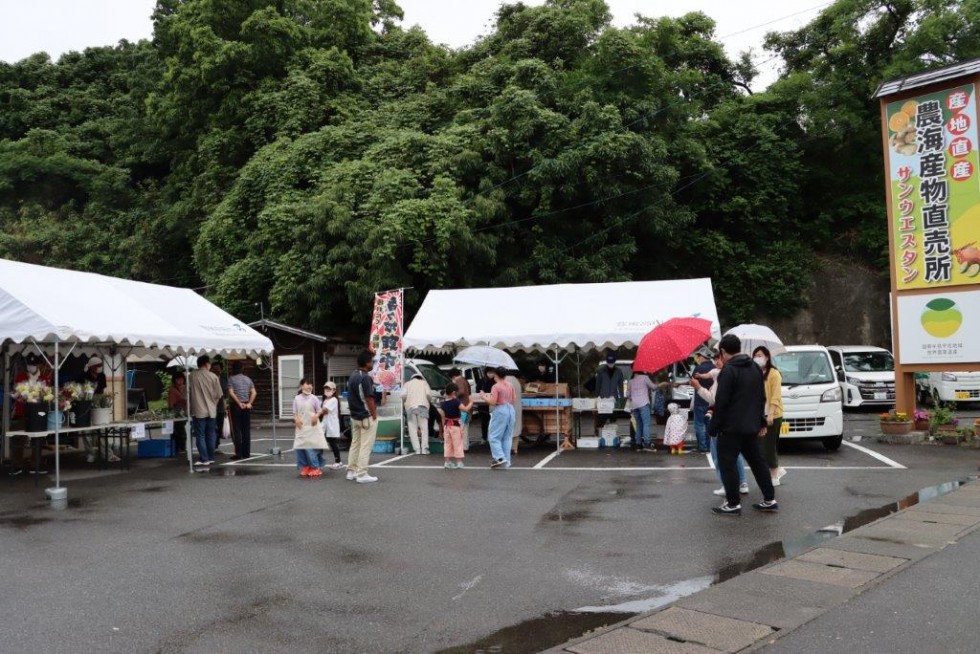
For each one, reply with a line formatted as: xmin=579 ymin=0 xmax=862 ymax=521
xmin=368 ymin=290 xmax=403 ymax=391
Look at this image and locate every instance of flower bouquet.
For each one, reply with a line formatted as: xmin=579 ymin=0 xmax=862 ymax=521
xmin=16 ymin=380 xmax=53 ymax=431
xmin=64 ymin=382 xmax=95 ymax=426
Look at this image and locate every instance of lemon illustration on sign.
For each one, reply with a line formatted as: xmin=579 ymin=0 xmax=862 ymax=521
xmin=921 ymin=298 xmax=962 ymax=338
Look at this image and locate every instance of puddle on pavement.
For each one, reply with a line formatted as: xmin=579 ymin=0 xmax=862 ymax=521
xmin=435 ymin=611 xmax=625 ymax=654
xmin=448 ymin=478 xmax=976 ymax=653
xmin=0 ymin=513 xmax=51 ymax=529
xmin=207 ymin=467 xmax=270 ymax=477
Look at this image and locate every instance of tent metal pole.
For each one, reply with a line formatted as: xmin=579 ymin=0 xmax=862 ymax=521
xmin=270 ymin=354 xmax=280 ymax=456
xmin=2 ymin=344 xmax=9 ymax=467
xmin=45 ymin=339 xmax=67 ymax=506
xmin=185 ymin=367 xmax=193 ymax=472
xmin=553 ymin=348 xmax=561 ymax=456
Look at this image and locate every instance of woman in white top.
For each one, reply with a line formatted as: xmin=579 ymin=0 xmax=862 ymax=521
xmin=319 ymin=382 xmax=345 ymax=470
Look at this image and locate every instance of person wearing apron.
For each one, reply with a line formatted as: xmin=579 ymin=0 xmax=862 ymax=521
xmin=293 ymin=379 xmax=329 ymax=478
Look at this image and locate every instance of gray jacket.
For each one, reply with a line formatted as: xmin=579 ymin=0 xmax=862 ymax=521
xmin=595 ymin=366 xmax=625 ymax=400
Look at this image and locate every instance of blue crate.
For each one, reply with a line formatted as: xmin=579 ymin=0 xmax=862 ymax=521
xmin=522 ymin=398 xmax=572 ymax=407
xmin=372 ymin=438 xmax=396 ymax=454
xmin=138 ymin=439 xmax=174 ymax=458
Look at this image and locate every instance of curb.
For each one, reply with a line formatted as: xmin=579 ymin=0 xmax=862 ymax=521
xmin=544 ymin=481 xmax=980 ymax=653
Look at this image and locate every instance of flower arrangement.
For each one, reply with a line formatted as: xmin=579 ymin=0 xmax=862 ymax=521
xmin=15 ymin=380 xmax=52 ymax=403
xmin=879 ymin=411 xmax=911 ymax=423
xmin=62 ymin=382 xmax=96 ymax=402
xmin=914 ymin=410 xmax=929 ymax=422
xmin=92 ymin=393 xmax=114 ymax=409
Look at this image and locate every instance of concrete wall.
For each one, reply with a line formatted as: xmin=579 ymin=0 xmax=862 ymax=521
xmin=761 ymin=256 xmax=892 ymax=349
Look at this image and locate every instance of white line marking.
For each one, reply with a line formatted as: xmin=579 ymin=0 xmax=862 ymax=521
xmin=374 ymin=453 xmax=415 ymax=467
xmin=842 ymin=440 xmax=907 ymax=469
xmin=452 ymin=575 xmax=483 ymax=601
xmin=534 ymin=451 xmax=560 ymax=469
xmin=223 ymin=453 xmax=273 ymax=466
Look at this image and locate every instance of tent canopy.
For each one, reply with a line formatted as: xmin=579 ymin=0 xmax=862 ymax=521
xmin=0 ymin=258 xmax=272 ymax=357
xmin=404 ymin=279 xmax=721 ymax=353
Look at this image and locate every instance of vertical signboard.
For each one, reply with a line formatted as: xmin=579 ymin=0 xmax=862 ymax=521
xmin=368 ymin=289 xmax=403 ymax=391
xmin=885 ymin=84 xmax=980 ymax=290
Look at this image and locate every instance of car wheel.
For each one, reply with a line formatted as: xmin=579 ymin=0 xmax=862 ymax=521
xmin=822 ymin=435 xmax=843 ymax=451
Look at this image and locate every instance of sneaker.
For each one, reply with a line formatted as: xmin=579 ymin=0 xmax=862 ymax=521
xmin=444 ymin=462 xmax=455 ymax=469
xmin=456 ymin=462 xmax=465 ymax=469
xmin=86 ymin=453 xmax=96 ymax=463
xmin=753 ymin=500 xmax=779 ymax=512
xmin=490 ymin=458 xmax=506 ymax=468
xmin=740 ymin=482 xmax=750 ymax=494
xmin=711 ymin=502 xmax=741 ymax=516
xmin=356 ymin=474 xmax=378 ymax=484
xmin=299 ymin=466 xmax=311 ymax=478
xmin=206 ymin=460 xmax=216 ymax=465
xmin=776 ymin=467 xmax=787 ymax=480
xmin=108 ymin=453 xmax=121 ymax=463
xmin=421 ymin=449 xmax=430 ymax=455
xmin=327 ymin=462 xmax=344 ymax=470
xmin=712 ymin=487 xmax=726 ymax=496
xmin=346 ymin=471 xmax=356 ymax=481
xmin=194 ymin=460 xmax=210 ymax=467
xmin=308 ymin=468 xmax=323 ymax=478
xmin=771 ymin=477 xmax=781 ymax=487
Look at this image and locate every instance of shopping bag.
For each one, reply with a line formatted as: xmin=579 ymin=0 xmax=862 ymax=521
xmin=222 ymin=416 xmax=231 ymax=439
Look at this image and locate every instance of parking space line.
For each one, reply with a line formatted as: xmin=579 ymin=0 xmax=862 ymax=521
xmin=841 ymin=441 xmax=907 ymax=469
xmin=374 ymin=453 xmax=415 ymax=467
xmin=223 ymin=453 xmax=273 ymax=466
xmin=533 ymin=451 xmax=560 ymax=469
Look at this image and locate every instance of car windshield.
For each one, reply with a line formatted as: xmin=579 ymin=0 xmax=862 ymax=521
xmin=842 ymin=351 xmax=894 ymax=372
xmin=773 ymin=351 xmax=834 ymax=386
xmin=411 ymin=363 xmax=450 ymax=390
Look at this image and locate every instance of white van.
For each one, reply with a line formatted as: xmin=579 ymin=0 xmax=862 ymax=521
xmin=827 ymin=346 xmax=895 ymax=408
xmin=915 ymin=372 xmax=980 ymax=403
xmin=771 ymin=345 xmax=844 ymax=451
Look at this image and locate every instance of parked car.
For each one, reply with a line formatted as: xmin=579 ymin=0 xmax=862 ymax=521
xmin=915 ymin=371 xmax=980 ymax=404
xmin=437 ymin=363 xmax=482 ymax=395
xmin=827 ymin=345 xmax=895 ymax=408
xmin=771 ymin=345 xmax=844 ymax=451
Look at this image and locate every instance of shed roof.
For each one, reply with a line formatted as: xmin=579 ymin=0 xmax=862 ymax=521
xmin=875 ymin=57 xmax=980 ymax=98
xmin=248 ymin=319 xmax=327 ymax=342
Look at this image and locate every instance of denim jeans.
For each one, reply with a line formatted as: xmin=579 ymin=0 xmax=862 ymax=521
xmin=631 ymin=405 xmax=651 ymax=448
xmin=295 ymin=449 xmax=322 ymax=469
xmin=710 ymin=436 xmax=745 ymax=485
xmin=192 ymin=416 xmax=217 ymax=462
xmin=488 ymin=404 xmax=515 ymax=464
xmin=693 ymin=404 xmax=710 ymax=451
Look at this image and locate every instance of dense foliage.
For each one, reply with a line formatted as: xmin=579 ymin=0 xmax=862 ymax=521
xmin=1 ymin=0 xmax=976 ymax=333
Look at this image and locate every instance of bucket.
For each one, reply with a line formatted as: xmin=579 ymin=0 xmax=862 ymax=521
xmin=72 ymin=400 xmax=92 ymax=427
xmin=91 ymin=407 xmax=112 ymax=426
xmin=47 ymin=410 xmax=65 ymax=431
xmin=25 ymin=402 xmax=49 ymax=432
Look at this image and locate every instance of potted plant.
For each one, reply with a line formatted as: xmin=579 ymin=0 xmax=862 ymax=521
xmin=913 ymin=409 xmax=930 ymax=431
xmin=879 ymin=410 xmax=913 ymax=435
xmin=928 ymin=404 xmax=958 ymax=440
xmin=15 ymin=380 xmax=52 ymax=431
xmin=91 ymin=393 xmax=114 ymax=426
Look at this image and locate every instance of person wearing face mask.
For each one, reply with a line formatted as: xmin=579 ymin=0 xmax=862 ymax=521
xmin=13 ymin=353 xmax=54 ymax=419
xmin=293 ymin=379 xmax=328 ymax=478
xmin=594 ymin=353 xmax=625 ymax=431
xmin=319 ymin=382 xmax=345 ymax=470
xmin=753 ymin=346 xmax=785 ymax=487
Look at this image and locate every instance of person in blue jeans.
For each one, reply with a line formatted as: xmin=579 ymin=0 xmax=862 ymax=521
xmin=188 ymin=355 xmax=225 ymax=466
xmin=691 ymin=349 xmax=715 ymax=453
xmin=627 ymin=370 xmax=658 ymax=451
xmin=482 ymin=367 xmax=515 ymax=468
xmin=691 ymin=351 xmax=749 ymax=496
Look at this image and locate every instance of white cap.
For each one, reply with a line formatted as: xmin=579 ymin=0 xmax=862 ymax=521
xmin=86 ymin=357 xmax=103 ymax=370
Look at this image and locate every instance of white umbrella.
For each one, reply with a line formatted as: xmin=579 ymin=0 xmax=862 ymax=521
xmin=454 ymin=345 xmax=518 ymax=371
xmin=723 ymin=324 xmax=786 ymax=356
xmin=166 ymin=356 xmax=198 ymax=370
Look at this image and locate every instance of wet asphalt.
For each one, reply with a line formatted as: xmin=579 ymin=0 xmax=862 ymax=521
xmin=1 ymin=407 xmax=979 ymax=653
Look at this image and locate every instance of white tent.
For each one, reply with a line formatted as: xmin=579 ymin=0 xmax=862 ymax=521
xmin=404 ymin=278 xmax=721 ymax=352
xmin=404 ymin=279 xmax=721 ymax=455
xmin=0 ymin=258 xmax=273 ymax=501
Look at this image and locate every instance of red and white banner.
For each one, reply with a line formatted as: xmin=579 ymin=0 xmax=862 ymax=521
xmin=368 ymin=289 xmax=403 ymax=391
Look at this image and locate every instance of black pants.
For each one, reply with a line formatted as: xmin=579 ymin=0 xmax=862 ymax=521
xmin=231 ymin=405 xmax=251 ymax=459
xmin=717 ymin=430 xmax=775 ymax=506
xmin=172 ymin=421 xmax=186 ymax=454
xmin=325 ymin=437 xmax=342 ymax=463
xmin=478 ymin=410 xmax=490 ymax=441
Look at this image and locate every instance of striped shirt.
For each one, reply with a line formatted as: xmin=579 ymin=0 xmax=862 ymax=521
xmin=228 ymin=373 xmax=255 ymax=403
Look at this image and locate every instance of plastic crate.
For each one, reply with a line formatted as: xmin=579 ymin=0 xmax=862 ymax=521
xmin=577 ymin=437 xmax=600 ymax=449
xmin=372 ymin=438 xmax=396 ymax=454
xmin=138 ymin=439 xmax=174 ymax=458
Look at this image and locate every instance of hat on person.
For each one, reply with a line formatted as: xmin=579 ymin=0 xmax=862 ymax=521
xmin=694 ymin=347 xmax=713 ymax=360
xmin=323 ymin=381 xmax=337 ymax=391
xmin=605 ymin=353 xmax=616 ymax=364
xmin=85 ymin=357 xmax=103 ymax=370
xmin=25 ymin=353 xmax=40 ymax=365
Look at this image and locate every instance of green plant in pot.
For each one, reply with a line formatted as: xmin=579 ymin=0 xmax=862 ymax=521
xmin=929 ymin=403 xmax=959 ymax=441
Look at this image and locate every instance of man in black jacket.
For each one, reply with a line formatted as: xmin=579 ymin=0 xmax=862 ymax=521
xmin=708 ymin=334 xmax=778 ymax=516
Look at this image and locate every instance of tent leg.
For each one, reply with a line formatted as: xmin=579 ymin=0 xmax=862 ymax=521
xmin=185 ymin=369 xmax=193 ymax=473
xmin=270 ymin=356 xmax=280 ymax=456
xmin=46 ymin=339 xmax=67 ymax=508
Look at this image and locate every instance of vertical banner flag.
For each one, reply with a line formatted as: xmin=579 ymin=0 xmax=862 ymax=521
xmin=886 ymin=84 xmax=980 ymax=290
xmin=369 ymin=290 xmax=404 ymax=391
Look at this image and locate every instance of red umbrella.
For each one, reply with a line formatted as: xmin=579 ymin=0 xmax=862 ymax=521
xmin=633 ymin=317 xmax=713 ymax=373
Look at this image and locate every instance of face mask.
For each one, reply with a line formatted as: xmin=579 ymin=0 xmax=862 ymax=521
xmin=27 ymin=365 xmax=38 ymax=374
xmin=301 ymin=388 xmax=311 ymax=395
xmin=538 ymin=366 xmax=546 ymax=373
xmin=753 ymin=357 xmax=766 ymax=368
xmin=606 ymin=363 xmax=615 ymax=369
